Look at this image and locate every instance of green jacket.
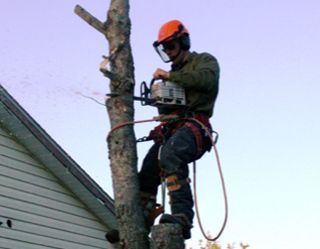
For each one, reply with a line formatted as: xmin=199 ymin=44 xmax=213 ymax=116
xmin=159 ymin=52 xmax=220 ymax=117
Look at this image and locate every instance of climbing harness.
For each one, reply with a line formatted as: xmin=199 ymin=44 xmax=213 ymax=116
xmin=107 ymin=114 xmax=228 ymax=241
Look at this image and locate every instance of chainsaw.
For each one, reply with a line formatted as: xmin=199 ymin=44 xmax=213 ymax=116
xmin=106 ymin=79 xmax=186 ymax=107
xmin=140 ymin=79 xmax=186 ymax=107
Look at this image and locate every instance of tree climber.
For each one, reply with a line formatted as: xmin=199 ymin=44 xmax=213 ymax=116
xmin=138 ymin=19 xmax=220 ymax=239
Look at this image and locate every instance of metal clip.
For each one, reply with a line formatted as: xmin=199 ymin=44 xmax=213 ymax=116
xmin=212 ymin=130 xmax=219 ymax=145
xmin=136 ymin=136 xmax=151 ymax=143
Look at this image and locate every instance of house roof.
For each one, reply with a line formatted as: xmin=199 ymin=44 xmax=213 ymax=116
xmin=0 ymin=84 xmax=117 ymax=229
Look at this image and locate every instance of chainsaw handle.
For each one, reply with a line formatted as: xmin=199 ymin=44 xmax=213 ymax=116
xmin=140 ymin=79 xmax=157 ymax=106
xmin=140 ymin=81 xmax=150 ymax=106
xmin=150 ymin=78 xmax=156 ymax=88
xmin=139 ymin=78 xmax=162 ymax=106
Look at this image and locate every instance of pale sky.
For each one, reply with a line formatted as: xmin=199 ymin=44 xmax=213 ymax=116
xmin=1 ymin=1 xmax=320 ymax=248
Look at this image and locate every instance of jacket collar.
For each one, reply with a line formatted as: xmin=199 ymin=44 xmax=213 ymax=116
xmin=171 ymin=51 xmax=197 ymax=71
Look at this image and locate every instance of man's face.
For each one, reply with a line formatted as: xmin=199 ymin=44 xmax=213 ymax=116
xmin=162 ymin=39 xmax=181 ymax=61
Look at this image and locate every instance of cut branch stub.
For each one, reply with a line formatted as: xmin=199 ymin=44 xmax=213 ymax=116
xmin=151 ymin=224 xmax=185 ymax=249
xmin=74 ymin=5 xmax=107 ymax=35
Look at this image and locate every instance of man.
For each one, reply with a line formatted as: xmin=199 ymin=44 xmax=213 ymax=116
xmin=138 ymin=19 xmax=220 ymax=239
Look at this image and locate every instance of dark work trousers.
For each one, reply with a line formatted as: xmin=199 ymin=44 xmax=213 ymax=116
xmin=138 ymin=125 xmax=209 ymax=225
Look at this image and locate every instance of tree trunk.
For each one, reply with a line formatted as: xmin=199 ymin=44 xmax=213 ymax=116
xmin=75 ymin=1 xmax=185 ymax=249
xmin=104 ymin=1 xmax=149 ymax=249
xmin=151 ymin=224 xmax=185 ymax=249
xmin=75 ymin=1 xmax=148 ymax=249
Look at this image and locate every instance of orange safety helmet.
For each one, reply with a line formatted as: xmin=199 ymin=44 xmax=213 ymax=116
xmin=157 ymin=20 xmax=189 ymax=44
xmin=153 ymin=20 xmax=191 ymax=62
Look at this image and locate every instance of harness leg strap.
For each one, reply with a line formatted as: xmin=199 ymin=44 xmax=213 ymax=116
xmin=166 ymin=174 xmax=191 ymax=192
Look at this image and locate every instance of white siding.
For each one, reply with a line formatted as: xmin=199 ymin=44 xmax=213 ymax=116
xmin=0 ymin=127 xmax=110 ymax=249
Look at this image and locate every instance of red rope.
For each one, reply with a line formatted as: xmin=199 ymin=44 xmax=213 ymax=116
xmin=107 ymin=114 xmax=180 ymax=141
xmin=182 ymin=117 xmax=228 ymax=242
xmin=107 ymin=118 xmax=156 ymax=141
xmin=193 ymin=144 xmax=228 ymax=241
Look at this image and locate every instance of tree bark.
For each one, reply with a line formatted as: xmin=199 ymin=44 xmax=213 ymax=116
xmin=151 ymin=224 xmax=185 ymax=249
xmin=104 ymin=1 xmax=150 ymax=248
xmin=75 ymin=1 xmax=148 ymax=249
xmin=75 ymin=1 xmax=185 ymax=249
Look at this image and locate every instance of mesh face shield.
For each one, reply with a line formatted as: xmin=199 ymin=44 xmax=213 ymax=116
xmin=153 ymin=24 xmax=188 ymax=63
xmin=153 ymin=23 xmax=190 ymax=63
xmin=153 ymin=42 xmax=171 ymax=63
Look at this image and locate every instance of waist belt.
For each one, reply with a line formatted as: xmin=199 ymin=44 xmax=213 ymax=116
xmin=149 ymin=112 xmax=212 ymax=159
